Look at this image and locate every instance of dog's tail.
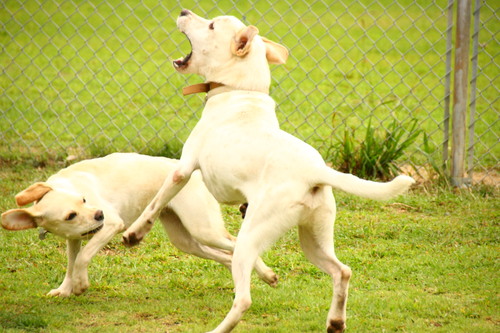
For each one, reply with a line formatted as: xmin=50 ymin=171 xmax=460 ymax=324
xmin=313 ymin=167 xmax=415 ymax=201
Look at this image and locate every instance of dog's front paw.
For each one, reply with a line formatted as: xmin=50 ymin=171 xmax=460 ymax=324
xmin=47 ymin=288 xmax=72 ymax=297
xmin=255 ymin=258 xmax=278 ymax=287
xmin=122 ymin=231 xmax=143 ymax=247
xmin=122 ymin=219 xmax=154 ymax=247
xmin=262 ymin=270 xmax=278 ymax=288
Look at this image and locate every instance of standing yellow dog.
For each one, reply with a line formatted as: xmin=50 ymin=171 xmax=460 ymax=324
xmin=123 ymin=10 xmax=414 ymax=333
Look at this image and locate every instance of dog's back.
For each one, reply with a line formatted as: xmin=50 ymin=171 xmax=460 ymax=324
xmin=58 ymin=153 xmax=173 ymax=185
xmin=50 ymin=153 xmax=175 ymax=222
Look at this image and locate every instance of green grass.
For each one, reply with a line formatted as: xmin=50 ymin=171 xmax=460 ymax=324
xmin=0 ymin=0 xmax=498 ymax=167
xmin=0 ymin=161 xmax=498 ymax=332
xmin=0 ymin=1 xmax=499 ymax=330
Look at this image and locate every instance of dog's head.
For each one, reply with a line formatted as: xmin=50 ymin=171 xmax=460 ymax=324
xmin=173 ymin=10 xmax=288 ymax=93
xmin=1 ymin=182 xmax=104 ymax=239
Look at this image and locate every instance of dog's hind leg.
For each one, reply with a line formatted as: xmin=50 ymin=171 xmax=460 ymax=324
xmin=170 ymin=189 xmax=278 ymax=287
xmin=166 ymin=203 xmax=278 ymax=287
xmin=208 ymin=197 xmax=301 ymax=333
xmin=298 ymin=194 xmax=350 ymax=333
xmin=160 ymin=209 xmax=233 ymax=268
xmin=189 ymin=230 xmax=278 ymax=287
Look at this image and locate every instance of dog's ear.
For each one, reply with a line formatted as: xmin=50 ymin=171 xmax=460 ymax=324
xmin=262 ymin=37 xmax=289 ymax=65
xmin=1 ymin=209 xmax=38 ymax=230
xmin=15 ymin=182 xmax=52 ymax=206
xmin=231 ymin=25 xmax=259 ymax=57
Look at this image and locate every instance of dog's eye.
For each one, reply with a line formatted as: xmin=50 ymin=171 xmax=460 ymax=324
xmin=66 ymin=212 xmax=77 ymax=221
xmin=83 ymin=198 xmax=86 ymax=203
xmin=209 ymin=22 xmax=214 ymax=30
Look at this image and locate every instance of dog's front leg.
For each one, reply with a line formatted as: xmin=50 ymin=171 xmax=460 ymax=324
xmin=47 ymin=239 xmax=81 ymax=297
xmin=72 ymin=220 xmax=124 ymax=295
xmin=123 ymin=164 xmax=194 ymax=247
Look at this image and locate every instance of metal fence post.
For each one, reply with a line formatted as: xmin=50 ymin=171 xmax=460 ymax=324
xmin=468 ymin=0 xmax=481 ymax=184
xmin=451 ymin=0 xmax=472 ymax=187
xmin=443 ymin=0 xmax=454 ymax=170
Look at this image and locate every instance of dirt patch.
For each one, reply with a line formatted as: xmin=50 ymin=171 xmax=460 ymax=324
xmin=400 ymin=164 xmax=499 ymax=188
xmin=470 ymin=169 xmax=499 ymax=186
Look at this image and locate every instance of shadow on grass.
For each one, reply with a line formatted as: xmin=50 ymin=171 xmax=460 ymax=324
xmin=0 ymin=311 xmax=48 ymax=331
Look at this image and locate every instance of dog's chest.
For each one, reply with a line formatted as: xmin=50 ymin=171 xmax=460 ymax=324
xmin=184 ymin=92 xmax=281 ymax=204
xmin=198 ymin=162 xmax=247 ymax=204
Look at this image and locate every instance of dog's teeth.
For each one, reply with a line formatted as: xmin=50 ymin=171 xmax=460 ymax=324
xmin=81 ymin=224 xmax=103 ymax=237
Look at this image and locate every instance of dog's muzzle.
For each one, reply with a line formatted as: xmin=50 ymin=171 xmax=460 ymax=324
xmin=173 ymin=10 xmax=194 ymax=71
xmin=81 ymin=224 xmax=103 ymax=237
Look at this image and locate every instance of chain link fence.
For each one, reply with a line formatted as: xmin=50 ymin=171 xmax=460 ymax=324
xmin=1 ymin=0 xmax=498 ymax=185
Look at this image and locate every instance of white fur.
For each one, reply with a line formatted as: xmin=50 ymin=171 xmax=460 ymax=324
xmin=1 ymin=153 xmax=277 ymax=297
xmin=124 ymin=10 xmax=414 ymax=333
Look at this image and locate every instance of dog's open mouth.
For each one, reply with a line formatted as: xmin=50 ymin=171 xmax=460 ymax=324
xmin=81 ymin=224 xmax=103 ymax=237
xmin=173 ymin=33 xmax=192 ymax=70
xmin=173 ymin=51 xmax=192 ymax=69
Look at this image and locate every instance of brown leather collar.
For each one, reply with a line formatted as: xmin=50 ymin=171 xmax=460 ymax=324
xmin=182 ymin=82 xmax=225 ymax=96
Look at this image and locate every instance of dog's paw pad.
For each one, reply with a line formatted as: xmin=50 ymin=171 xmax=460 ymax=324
xmin=261 ymin=271 xmax=278 ymax=287
xmin=327 ymin=319 xmax=346 ymax=333
xmin=268 ymin=275 xmax=278 ymax=288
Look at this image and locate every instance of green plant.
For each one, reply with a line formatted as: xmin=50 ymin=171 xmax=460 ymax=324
xmin=422 ymin=132 xmax=451 ymax=187
xmin=329 ymin=117 xmax=421 ymax=180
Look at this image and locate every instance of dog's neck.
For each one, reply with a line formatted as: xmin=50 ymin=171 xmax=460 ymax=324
xmin=183 ymin=82 xmax=269 ymax=99
xmin=182 ymin=82 xmax=225 ymax=96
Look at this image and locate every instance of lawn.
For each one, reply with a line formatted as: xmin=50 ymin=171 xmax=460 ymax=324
xmin=0 ymin=160 xmax=498 ymax=332
xmin=0 ymin=0 xmax=498 ymax=331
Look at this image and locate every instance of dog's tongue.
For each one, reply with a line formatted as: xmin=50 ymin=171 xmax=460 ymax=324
xmin=173 ymin=58 xmax=184 ymax=67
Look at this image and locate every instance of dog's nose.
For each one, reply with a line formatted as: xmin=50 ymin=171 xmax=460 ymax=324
xmin=180 ymin=9 xmax=191 ymax=17
xmin=94 ymin=210 xmax=104 ymax=222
